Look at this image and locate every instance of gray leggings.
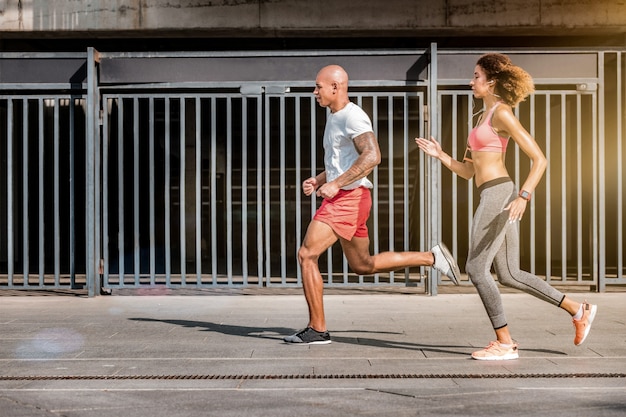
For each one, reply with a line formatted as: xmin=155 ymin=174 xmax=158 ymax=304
xmin=466 ymin=177 xmax=565 ymax=330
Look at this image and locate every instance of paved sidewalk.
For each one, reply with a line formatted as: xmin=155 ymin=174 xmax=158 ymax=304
xmin=0 ymin=288 xmax=624 ymax=416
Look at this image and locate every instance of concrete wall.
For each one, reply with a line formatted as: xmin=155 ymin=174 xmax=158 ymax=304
xmin=0 ymin=0 xmax=625 ymax=38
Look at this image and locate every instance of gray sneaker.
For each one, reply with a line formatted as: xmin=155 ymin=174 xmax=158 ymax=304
xmin=283 ymin=327 xmax=331 ymax=345
xmin=430 ymin=243 xmax=461 ymax=285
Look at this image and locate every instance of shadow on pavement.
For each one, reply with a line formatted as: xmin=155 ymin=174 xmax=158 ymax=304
xmin=129 ymin=317 xmax=567 ymax=357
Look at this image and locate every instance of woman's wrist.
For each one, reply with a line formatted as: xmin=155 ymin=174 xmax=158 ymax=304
xmin=518 ymin=189 xmax=532 ymax=201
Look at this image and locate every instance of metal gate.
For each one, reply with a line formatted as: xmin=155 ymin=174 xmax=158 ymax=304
xmin=101 ymin=92 xmax=265 ymax=288
xmin=1 ymin=47 xmax=624 ymax=295
xmin=99 ymin=87 xmax=429 ymax=290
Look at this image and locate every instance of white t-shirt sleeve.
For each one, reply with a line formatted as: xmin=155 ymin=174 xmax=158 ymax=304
xmin=345 ymin=105 xmax=374 ymax=140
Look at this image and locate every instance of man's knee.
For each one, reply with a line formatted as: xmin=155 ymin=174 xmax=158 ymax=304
xmin=349 ymin=261 xmax=374 ymax=276
xmin=298 ymin=245 xmax=318 ymax=266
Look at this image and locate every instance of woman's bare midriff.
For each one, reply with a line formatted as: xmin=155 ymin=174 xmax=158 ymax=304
xmin=471 ymin=151 xmax=510 ymax=188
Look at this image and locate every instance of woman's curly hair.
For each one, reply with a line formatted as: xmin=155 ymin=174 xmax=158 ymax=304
xmin=477 ymin=53 xmax=535 ymax=107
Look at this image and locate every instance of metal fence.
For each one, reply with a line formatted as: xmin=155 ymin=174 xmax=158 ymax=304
xmin=0 ymin=95 xmax=86 ymax=290
xmin=0 ymin=47 xmax=624 ymax=295
xmin=99 ymin=90 xmax=428 ymax=289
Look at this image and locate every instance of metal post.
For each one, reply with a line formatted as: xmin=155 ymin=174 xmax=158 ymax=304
xmin=86 ymin=47 xmax=100 ymax=296
xmin=428 ymin=42 xmax=440 ymax=296
xmin=597 ymin=52 xmax=606 ymax=292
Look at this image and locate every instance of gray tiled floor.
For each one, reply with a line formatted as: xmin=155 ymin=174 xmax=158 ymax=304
xmin=0 ymin=289 xmax=624 ymax=416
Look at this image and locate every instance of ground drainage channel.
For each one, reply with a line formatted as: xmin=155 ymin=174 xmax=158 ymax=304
xmin=0 ymin=373 xmax=624 ymax=381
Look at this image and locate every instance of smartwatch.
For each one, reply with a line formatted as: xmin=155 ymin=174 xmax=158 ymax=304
xmin=518 ymin=190 xmax=532 ymax=201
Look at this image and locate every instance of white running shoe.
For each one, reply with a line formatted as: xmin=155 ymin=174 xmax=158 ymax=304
xmin=430 ymin=243 xmax=461 ymax=285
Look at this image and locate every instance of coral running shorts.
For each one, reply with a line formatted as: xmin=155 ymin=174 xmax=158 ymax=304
xmin=313 ymin=186 xmax=372 ymax=241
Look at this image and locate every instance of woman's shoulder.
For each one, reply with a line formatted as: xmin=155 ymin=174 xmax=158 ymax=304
xmin=491 ymin=102 xmax=523 ymax=135
xmin=492 ymin=102 xmax=515 ymax=122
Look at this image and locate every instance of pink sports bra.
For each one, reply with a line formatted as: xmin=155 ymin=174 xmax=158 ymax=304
xmin=467 ymin=103 xmax=509 ymax=153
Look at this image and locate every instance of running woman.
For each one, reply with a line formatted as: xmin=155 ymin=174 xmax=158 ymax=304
xmin=416 ymin=53 xmax=597 ymax=360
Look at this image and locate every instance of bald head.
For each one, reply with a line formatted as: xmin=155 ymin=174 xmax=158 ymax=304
xmin=314 ymin=65 xmax=350 ymax=112
xmin=317 ymin=65 xmax=349 ymax=91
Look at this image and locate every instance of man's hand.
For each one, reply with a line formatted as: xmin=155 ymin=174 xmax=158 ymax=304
xmin=302 ymin=177 xmax=318 ymax=196
xmin=316 ymin=181 xmax=340 ymax=199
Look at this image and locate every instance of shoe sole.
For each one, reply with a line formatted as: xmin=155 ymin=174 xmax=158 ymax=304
xmin=575 ymin=304 xmax=597 ymax=346
xmin=439 ymin=243 xmax=461 ymax=286
xmin=471 ymin=352 xmax=519 ymax=361
xmin=284 ymin=340 xmax=332 ymax=345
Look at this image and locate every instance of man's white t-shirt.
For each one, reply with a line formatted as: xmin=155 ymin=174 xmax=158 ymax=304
xmin=323 ymin=102 xmax=375 ymax=190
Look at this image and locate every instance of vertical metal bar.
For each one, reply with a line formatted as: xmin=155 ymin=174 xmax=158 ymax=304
xmin=210 ymin=97 xmax=217 ymax=285
xmin=576 ymin=95 xmax=583 ymax=282
xmin=256 ymin=95 xmax=263 ymax=286
xmin=294 ymin=96 xmax=302 ymax=284
xmin=133 ymin=97 xmax=140 ymax=285
xmin=69 ymin=97 xmax=76 ymax=287
xmin=22 ymin=99 xmax=29 ymax=285
xmin=387 ymin=95 xmax=395 ymax=283
xmin=53 ymin=99 xmax=60 ymax=284
xmin=451 ymin=94 xmax=458 ymax=263
xmin=117 ymin=98 xmax=125 ymax=284
xmin=544 ymin=94 xmax=552 ymax=281
xmin=372 ymin=97 xmax=379 ymax=284
xmin=617 ymin=52 xmax=624 ymax=281
xmin=529 ymin=95 xmax=536 ymax=275
xmin=94 ymin=94 xmax=102 ymax=292
xmin=597 ymin=52 xmax=606 ymax=290
xmin=279 ymin=96 xmax=287 ymax=282
xmin=419 ymin=92 xmax=426 ymax=279
xmin=513 ymin=106 xmax=521 ymax=193
xmin=38 ymin=99 xmax=44 ymax=285
xmin=164 ymin=98 xmax=171 ymax=285
xmin=149 ymin=97 xmax=156 ymax=285
xmin=241 ymin=97 xmax=248 ymax=284
xmin=428 ymin=42 xmax=439 ymax=295
xmin=226 ymin=97 xmax=233 ymax=284
xmin=102 ymin=98 xmax=110 ymax=286
xmin=7 ymin=99 xmax=14 ymax=284
xmin=264 ymin=96 xmax=271 ymax=283
xmin=195 ymin=97 xmax=202 ymax=284
xmin=179 ymin=98 xmax=187 ymax=284
xmin=403 ymin=94 xmax=409 ymax=282
xmin=560 ymin=94 xmax=567 ymax=280
xmin=592 ymin=89 xmax=600 ymax=288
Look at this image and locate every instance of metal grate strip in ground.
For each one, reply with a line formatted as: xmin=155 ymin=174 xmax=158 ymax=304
xmin=0 ymin=373 xmax=624 ymax=381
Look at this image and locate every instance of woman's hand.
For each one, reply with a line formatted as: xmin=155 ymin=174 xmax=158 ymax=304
xmin=415 ymin=136 xmax=443 ymax=159
xmin=504 ymin=197 xmax=528 ymax=223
